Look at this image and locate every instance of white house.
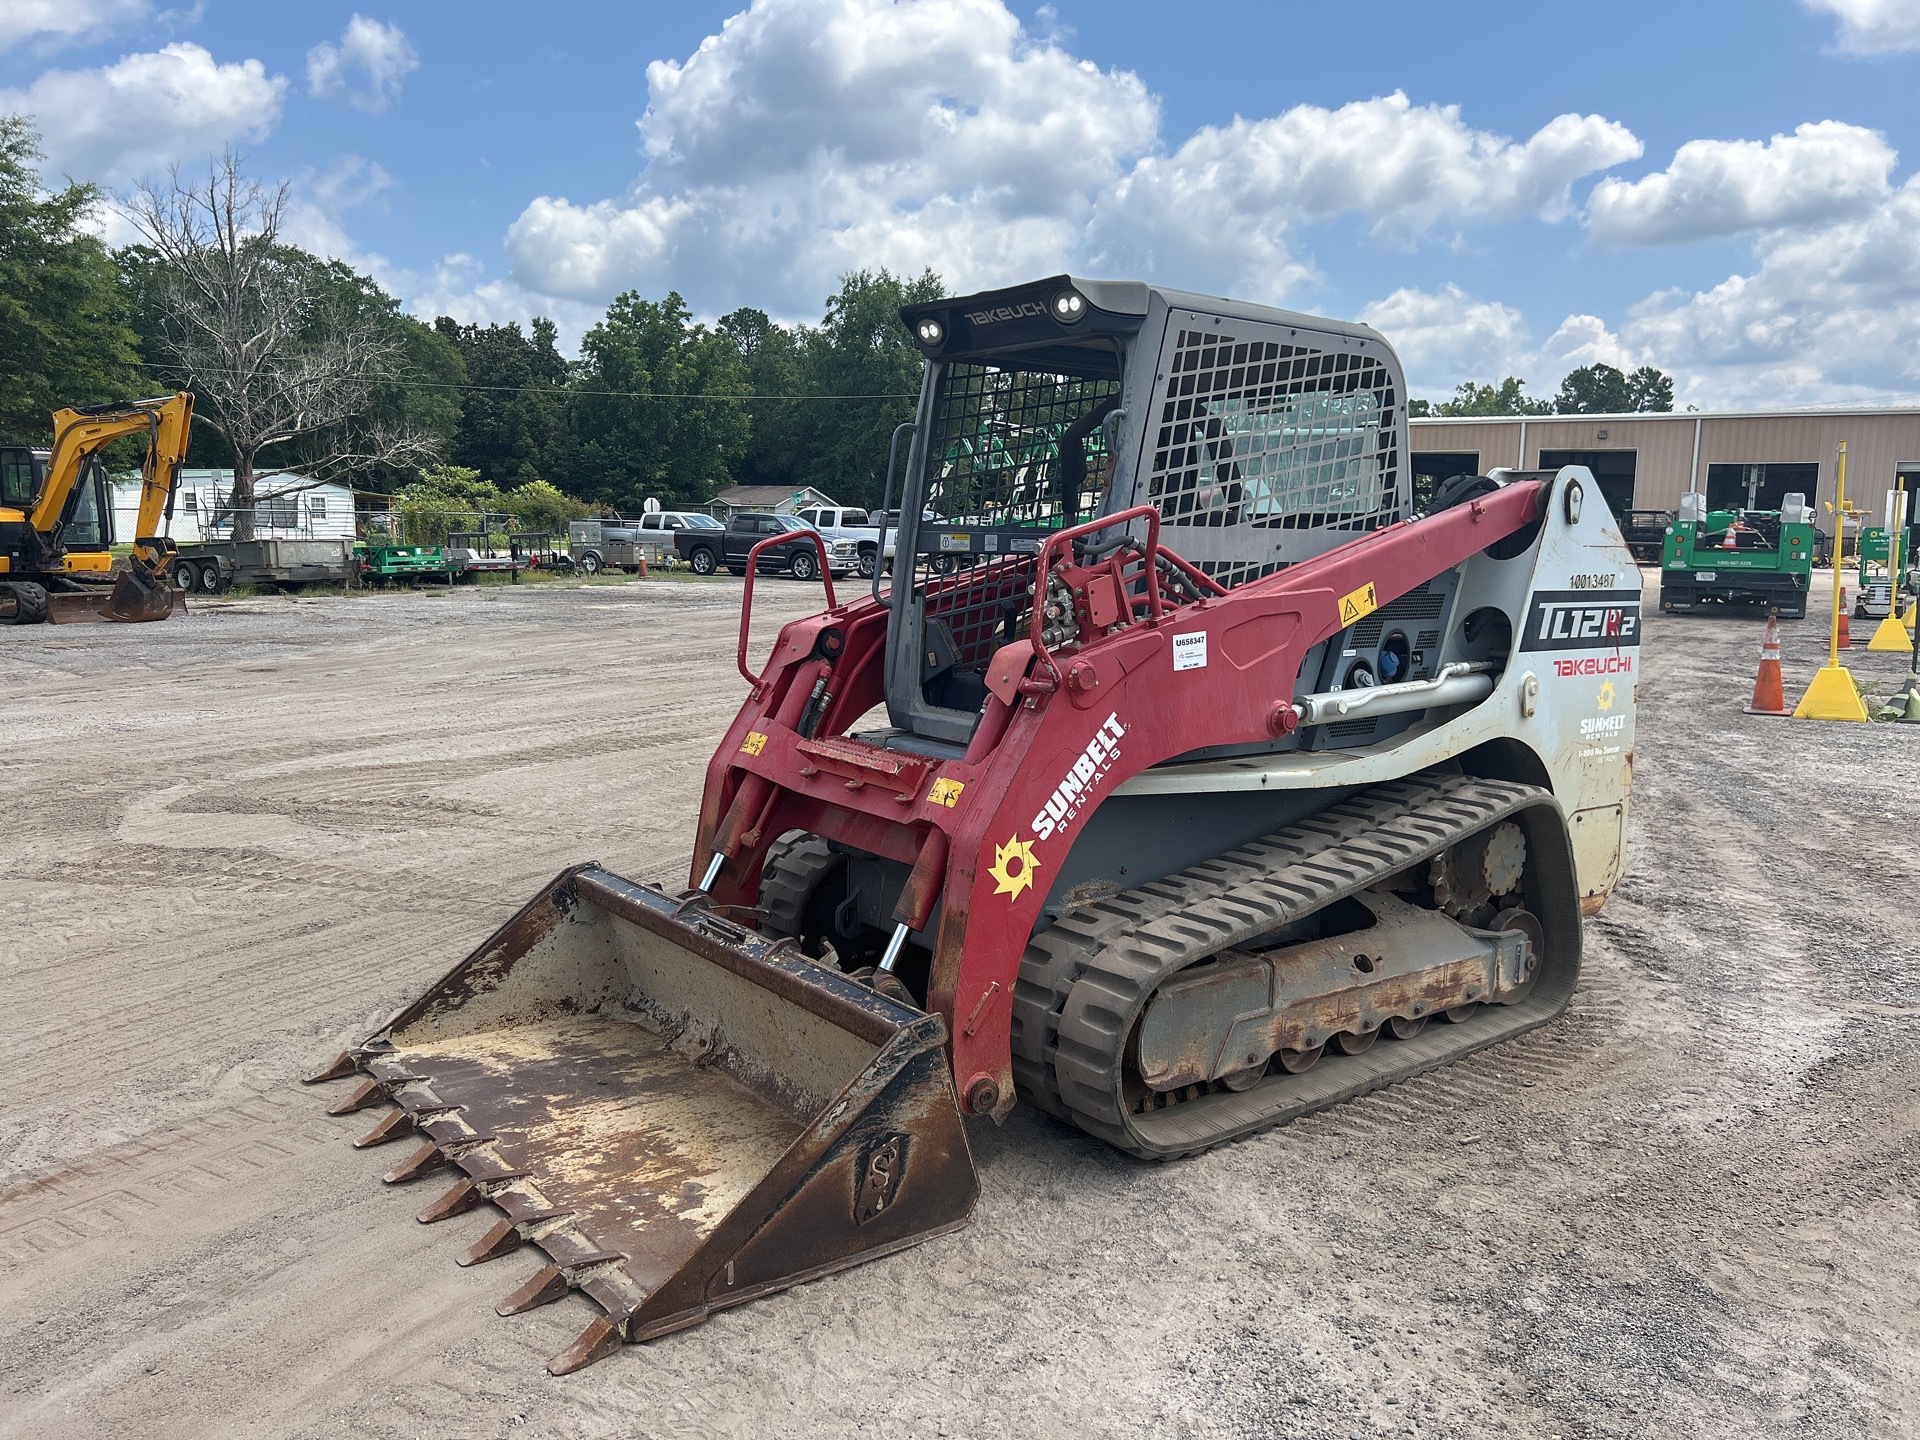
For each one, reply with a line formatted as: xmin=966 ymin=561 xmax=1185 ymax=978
xmin=112 ymin=469 xmax=356 ymax=543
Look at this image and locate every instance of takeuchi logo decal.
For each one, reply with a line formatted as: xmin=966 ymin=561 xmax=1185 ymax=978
xmin=1031 ymin=713 xmax=1127 ymax=841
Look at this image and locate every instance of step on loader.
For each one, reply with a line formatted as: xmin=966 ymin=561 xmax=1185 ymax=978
xmin=309 ymin=277 xmax=1638 ymax=1372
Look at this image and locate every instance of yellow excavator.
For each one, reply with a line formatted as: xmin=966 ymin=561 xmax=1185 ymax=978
xmin=0 ymin=391 xmax=194 ymax=624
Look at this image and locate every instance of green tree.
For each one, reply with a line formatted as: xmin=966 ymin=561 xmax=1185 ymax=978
xmin=1431 ymin=376 xmax=1553 ymax=417
xmin=788 ymin=269 xmax=943 ymax=508
xmin=1625 ymin=365 xmax=1675 ymax=412
xmin=720 ymin=305 xmax=810 ymax=492
xmin=1553 ymin=363 xmax=1634 ymax=415
xmin=0 ymin=116 xmax=141 ymax=442
xmin=502 ymin=477 xmax=589 ymax=533
xmin=572 ymin=290 xmax=749 ymax=511
xmin=434 ymin=315 xmax=575 ymax=488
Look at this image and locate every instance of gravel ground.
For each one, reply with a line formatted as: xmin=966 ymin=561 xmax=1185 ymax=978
xmin=1 ymin=572 xmax=1916 ymax=1440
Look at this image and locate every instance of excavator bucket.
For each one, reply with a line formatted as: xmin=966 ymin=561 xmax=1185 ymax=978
xmin=40 ymin=571 xmax=179 ymax=623
xmin=305 ymin=864 xmax=977 ymax=1374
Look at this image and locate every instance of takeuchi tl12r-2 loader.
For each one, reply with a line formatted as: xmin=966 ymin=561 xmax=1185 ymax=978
xmin=309 ymin=277 xmax=1639 ymax=1373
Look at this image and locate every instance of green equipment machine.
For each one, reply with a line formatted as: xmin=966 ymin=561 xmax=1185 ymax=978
xmin=1660 ymin=491 xmax=1815 ymax=619
xmin=354 ymin=539 xmax=458 ymax=585
xmin=1854 ymin=484 xmax=1914 ymax=621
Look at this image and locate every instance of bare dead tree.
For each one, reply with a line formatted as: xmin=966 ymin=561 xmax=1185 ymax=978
xmin=121 ymin=150 xmax=438 ymax=539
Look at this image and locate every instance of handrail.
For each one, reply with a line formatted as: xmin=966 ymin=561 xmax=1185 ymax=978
xmin=738 ymin=529 xmax=838 ymax=686
xmin=873 ymin=421 xmax=914 ymax=602
xmin=1030 ymin=504 xmax=1207 ymax=678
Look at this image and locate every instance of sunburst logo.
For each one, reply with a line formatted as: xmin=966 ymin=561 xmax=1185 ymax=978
xmin=988 ymin=835 xmax=1041 ymax=901
xmin=1597 ymin=680 xmax=1616 ymax=713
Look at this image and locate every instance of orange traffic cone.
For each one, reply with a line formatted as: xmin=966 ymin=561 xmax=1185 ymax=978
xmin=1745 ymin=610 xmax=1791 ymax=716
xmin=1838 ymin=589 xmax=1852 ymax=650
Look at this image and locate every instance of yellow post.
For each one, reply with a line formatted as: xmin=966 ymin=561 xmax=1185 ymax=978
xmin=1794 ymin=440 xmax=1871 ymax=721
xmin=1869 ymin=479 xmax=1912 ymax=650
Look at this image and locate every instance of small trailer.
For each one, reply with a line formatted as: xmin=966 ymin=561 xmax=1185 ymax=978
xmin=171 ymin=537 xmax=357 ymax=595
xmin=356 ymin=541 xmax=457 ymax=586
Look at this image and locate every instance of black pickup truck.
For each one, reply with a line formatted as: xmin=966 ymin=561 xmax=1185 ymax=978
xmin=674 ymin=512 xmax=857 ymax=579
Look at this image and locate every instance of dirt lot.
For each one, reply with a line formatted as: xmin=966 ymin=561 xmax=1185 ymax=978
xmin=3 ymin=575 xmax=1917 ymax=1440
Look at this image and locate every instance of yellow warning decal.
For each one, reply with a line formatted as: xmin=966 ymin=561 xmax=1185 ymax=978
xmin=740 ymin=731 xmax=768 ymax=756
xmin=1338 ymin=581 xmax=1379 ymax=628
xmin=928 ymin=777 xmax=965 ymax=807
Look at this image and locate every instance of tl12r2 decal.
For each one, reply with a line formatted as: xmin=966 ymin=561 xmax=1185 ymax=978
xmin=1519 ymin=590 xmax=1641 ymax=652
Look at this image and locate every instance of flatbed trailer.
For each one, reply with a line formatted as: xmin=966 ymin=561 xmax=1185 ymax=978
xmin=172 ymin=537 xmax=356 ymax=595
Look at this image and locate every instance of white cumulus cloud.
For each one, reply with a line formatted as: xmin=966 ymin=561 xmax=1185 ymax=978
xmin=1359 ymin=284 xmax=1532 ymax=395
xmin=484 ymin=0 xmax=1641 ymax=324
xmin=307 ymin=15 xmax=418 ymax=114
xmin=0 ymin=42 xmax=286 ymax=183
xmin=1803 ymin=0 xmax=1920 ymax=53
xmin=504 ymin=0 xmax=1158 ymax=314
xmin=1623 ymin=175 xmax=1920 ymax=406
xmin=0 ymin=0 xmax=148 ymax=52
xmin=1587 ymin=121 xmax=1897 ymax=245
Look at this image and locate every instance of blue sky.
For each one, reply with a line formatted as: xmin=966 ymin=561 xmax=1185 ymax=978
xmin=4 ymin=0 xmax=1919 ymax=408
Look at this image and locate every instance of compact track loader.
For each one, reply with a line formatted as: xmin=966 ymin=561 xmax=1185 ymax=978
xmin=310 ymin=277 xmax=1638 ymax=1372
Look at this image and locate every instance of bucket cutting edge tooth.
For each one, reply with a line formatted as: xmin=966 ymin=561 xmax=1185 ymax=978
xmin=548 ymin=1315 xmax=628 ymax=1377
xmin=496 ymin=1265 xmax=571 ymax=1316
xmin=352 ymin=1108 xmax=415 ymax=1148
xmin=383 ymin=1142 xmax=447 ymax=1184
xmin=304 ymin=1051 xmax=358 ymax=1085
xmin=327 ymin=1078 xmax=387 ymax=1115
xmin=417 ymin=1178 xmax=481 ymax=1224
xmin=459 ymin=1219 xmax=524 ymax=1267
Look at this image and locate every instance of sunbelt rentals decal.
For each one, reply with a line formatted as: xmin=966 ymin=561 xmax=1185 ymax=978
xmin=1032 ymin=713 xmax=1128 ymax=841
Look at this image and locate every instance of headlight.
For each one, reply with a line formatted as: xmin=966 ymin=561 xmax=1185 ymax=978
xmin=915 ymin=317 xmax=945 ymax=346
xmin=1052 ymin=290 xmax=1087 ymax=323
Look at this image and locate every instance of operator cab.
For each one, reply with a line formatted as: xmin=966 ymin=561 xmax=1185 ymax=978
xmin=881 ymin=276 xmax=1411 ymax=750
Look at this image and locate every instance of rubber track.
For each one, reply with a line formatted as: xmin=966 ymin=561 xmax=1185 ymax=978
xmin=1009 ymin=773 xmax=1579 ymax=1160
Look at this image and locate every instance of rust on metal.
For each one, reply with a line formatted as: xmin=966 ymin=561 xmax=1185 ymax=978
xmin=459 ymin=1219 xmax=524 ymax=1267
xmin=327 ymin=1078 xmax=387 ymax=1115
xmin=352 ymin=1108 xmax=415 ymax=1148
xmin=1134 ymin=893 xmax=1532 ymax=1092
xmin=497 ymin=1265 xmax=571 ymax=1315
xmin=417 ymin=1178 xmax=481 ymax=1224
xmin=382 ymin=1142 xmax=448 ymax=1185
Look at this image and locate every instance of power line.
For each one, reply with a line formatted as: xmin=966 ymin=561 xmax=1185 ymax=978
xmin=129 ymin=360 xmax=915 ymax=404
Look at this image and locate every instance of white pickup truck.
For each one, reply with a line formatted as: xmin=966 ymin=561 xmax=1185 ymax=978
xmin=794 ymin=506 xmax=886 ymax=579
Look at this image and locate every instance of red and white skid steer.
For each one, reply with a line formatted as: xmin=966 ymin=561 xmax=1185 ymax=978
xmin=309 ymin=276 xmax=1639 ymax=1372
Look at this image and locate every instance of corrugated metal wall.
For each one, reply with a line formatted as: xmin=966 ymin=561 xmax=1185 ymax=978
xmin=1411 ymin=412 xmax=1920 ymax=528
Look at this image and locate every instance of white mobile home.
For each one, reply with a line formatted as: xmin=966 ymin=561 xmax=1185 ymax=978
xmin=112 ymin=469 xmax=356 ymax=544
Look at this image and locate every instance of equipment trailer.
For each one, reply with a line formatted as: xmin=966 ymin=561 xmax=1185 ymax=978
xmin=310 ymin=276 xmax=1638 ymax=1372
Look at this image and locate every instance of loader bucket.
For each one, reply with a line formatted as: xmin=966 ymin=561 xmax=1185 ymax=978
xmin=306 ymin=864 xmax=977 ymax=1374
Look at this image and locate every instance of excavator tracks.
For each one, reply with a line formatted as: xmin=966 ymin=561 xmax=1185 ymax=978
xmin=1009 ymin=773 xmax=1583 ymax=1160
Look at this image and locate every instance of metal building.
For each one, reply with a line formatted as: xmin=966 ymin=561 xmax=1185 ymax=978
xmin=1410 ymin=407 xmax=1920 ymax=534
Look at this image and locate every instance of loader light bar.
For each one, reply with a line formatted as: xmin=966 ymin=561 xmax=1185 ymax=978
xmin=1052 ymin=289 xmax=1087 ymax=322
xmin=916 ymin=317 xmax=945 ymax=345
